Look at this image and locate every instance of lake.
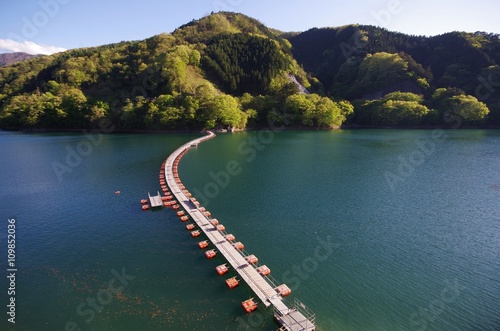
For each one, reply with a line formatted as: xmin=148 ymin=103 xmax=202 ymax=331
xmin=0 ymin=129 xmax=499 ymax=331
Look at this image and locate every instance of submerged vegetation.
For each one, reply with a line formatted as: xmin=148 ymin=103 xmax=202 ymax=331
xmin=0 ymin=12 xmax=499 ymax=131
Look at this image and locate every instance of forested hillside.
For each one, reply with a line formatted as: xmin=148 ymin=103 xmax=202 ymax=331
xmin=0 ymin=13 xmax=498 ymax=131
xmin=286 ymin=25 xmax=500 ymax=125
xmin=0 ymin=13 xmax=351 ymax=131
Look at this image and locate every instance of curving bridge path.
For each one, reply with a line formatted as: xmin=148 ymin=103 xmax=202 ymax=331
xmin=163 ymin=131 xmax=315 ymax=331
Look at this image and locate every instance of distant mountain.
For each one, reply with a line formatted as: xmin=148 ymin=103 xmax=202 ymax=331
xmin=285 ymin=26 xmax=500 ymax=96
xmin=285 ymin=26 xmax=500 ymax=124
xmin=0 ymin=52 xmax=39 ymax=67
xmin=0 ymin=13 xmax=498 ymax=131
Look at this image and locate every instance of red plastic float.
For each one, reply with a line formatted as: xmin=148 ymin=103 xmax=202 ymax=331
xmin=245 ymin=255 xmax=258 ymax=264
xmin=205 ymin=250 xmax=216 ymax=259
xmin=242 ymin=299 xmax=258 ymax=314
xmin=256 ymin=265 xmax=271 ymax=276
xmin=198 ymin=241 xmax=209 ymax=249
xmin=275 ymin=284 xmax=292 ymax=297
xmin=216 ymin=264 xmax=229 ymax=276
xmin=233 ymin=242 xmax=244 ymax=250
xmin=226 ymin=277 xmax=239 ymax=289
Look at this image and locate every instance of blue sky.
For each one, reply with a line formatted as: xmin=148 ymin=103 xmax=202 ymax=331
xmin=1 ymin=0 xmax=499 ymax=54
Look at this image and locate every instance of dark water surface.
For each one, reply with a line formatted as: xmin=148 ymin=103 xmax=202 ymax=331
xmin=0 ymin=129 xmax=499 ymax=331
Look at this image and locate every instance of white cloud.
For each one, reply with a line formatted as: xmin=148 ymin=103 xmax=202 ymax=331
xmin=0 ymin=39 xmax=66 ymax=55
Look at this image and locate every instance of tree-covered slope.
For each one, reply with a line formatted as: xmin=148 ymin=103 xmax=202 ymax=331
xmin=0 ymin=13 xmax=498 ymax=130
xmin=173 ymin=11 xmax=285 ymax=46
xmin=202 ymin=33 xmax=290 ymax=94
xmin=1 ymin=13 xmax=348 ymax=131
xmin=286 ymin=26 xmax=500 ymax=125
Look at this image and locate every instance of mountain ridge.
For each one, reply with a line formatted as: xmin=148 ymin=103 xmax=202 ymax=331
xmin=0 ymin=52 xmax=39 ymax=67
xmin=0 ymin=12 xmax=498 ymax=130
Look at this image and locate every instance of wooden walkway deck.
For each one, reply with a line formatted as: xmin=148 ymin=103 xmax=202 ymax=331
xmin=148 ymin=191 xmax=163 ymax=207
xmin=163 ymin=131 xmax=315 ymax=331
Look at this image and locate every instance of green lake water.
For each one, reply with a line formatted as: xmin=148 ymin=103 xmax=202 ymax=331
xmin=0 ymin=129 xmax=499 ymax=331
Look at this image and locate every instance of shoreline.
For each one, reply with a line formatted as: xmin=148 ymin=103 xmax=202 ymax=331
xmin=1 ymin=124 xmax=500 ymax=134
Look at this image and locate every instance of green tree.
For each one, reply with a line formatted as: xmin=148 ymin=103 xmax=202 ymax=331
xmin=55 ymin=57 xmax=97 ymax=87
xmin=1 ymin=94 xmax=32 ymax=127
xmin=383 ymin=91 xmax=423 ymax=102
xmin=431 ymin=87 xmax=464 ymax=111
xmin=189 ymin=50 xmax=201 ymax=66
xmin=348 ymin=52 xmax=410 ymax=98
xmin=89 ymin=101 xmax=109 ymax=125
xmin=243 ymin=94 xmax=278 ymax=125
xmin=338 ymin=100 xmax=354 ymax=119
xmin=449 ymin=95 xmax=489 ymax=123
xmin=285 ymin=94 xmax=315 ymax=125
xmin=244 ymin=108 xmax=258 ymax=126
xmin=46 ymin=80 xmax=61 ymax=94
xmin=12 ymin=92 xmax=65 ymax=127
xmin=206 ymin=94 xmax=244 ymax=128
xmin=431 ymin=88 xmax=489 ymax=124
xmin=314 ymin=96 xmax=347 ymax=128
xmin=59 ymin=87 xmax=88 ymax=127
xmin=355 ymin=92 xmax=431 ymax=126
xmin=162 ymin=55 xmax=187 ymax=93
xmin=182 ymin=95 xmax=199 ymax=122
xmin=378 ymin=100 xmax=430 ymax=125
xmin=195 ymin=83 xmax=218 ymax=104
xmin=285 ymin=94 xmax=349 ymax=128
xmin=159 ymin=107 xmax=184 ymax=129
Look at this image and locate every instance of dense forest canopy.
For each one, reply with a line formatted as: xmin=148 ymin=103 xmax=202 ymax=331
xmin=202 ymin=33 xmax=290 ymax=95
xmin=0 ymin=12 xmax=498 ymax=131
xmin=287 ymin=25 xmax=500 ymax=125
